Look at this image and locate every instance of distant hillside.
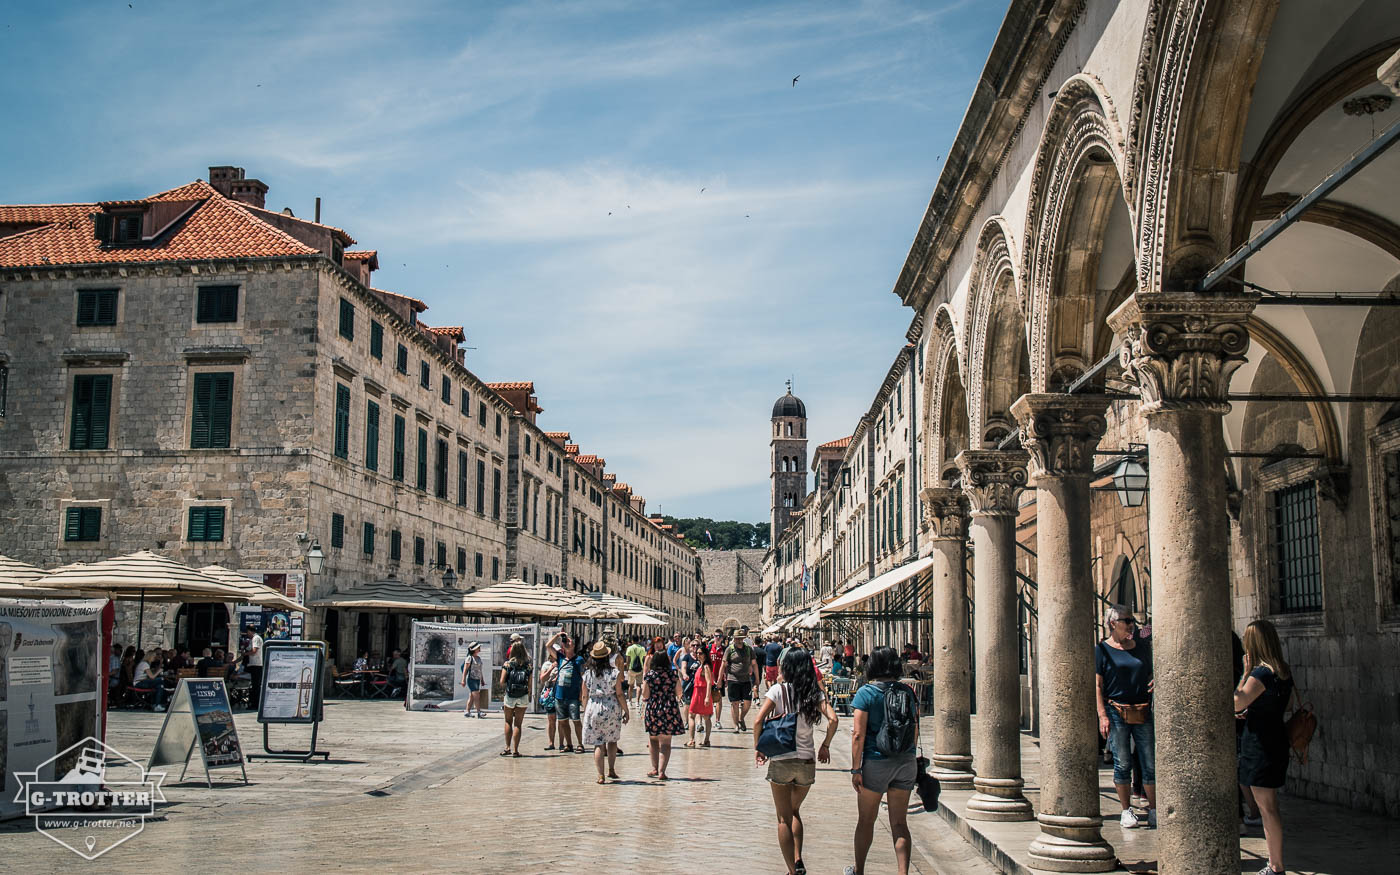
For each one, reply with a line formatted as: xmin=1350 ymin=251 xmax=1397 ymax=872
xmin=661 ymin=517 xmax=770 ymax=550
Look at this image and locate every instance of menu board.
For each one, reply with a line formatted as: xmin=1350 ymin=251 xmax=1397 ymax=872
xmin=257 ymin=645 xmax=322 ymax=724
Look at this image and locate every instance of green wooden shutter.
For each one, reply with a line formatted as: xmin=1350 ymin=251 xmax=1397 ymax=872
xmin=331 ymin=513 xmax=344 ymax=548
xmin=191 ymin=373 xmax=213 ymax=447
xmin=416 ymin=428 xmax=428 ymax=490
xmin=64 ymin=508 xmax=82 ymax=541
xmin=339 ymin=299 xmax=354 ymax=340
xmin=370 ymin=321 xmax=383 ymax=360
xmin=207 ymin=507 xmax=225 ymax=541
xmin=392 ymin=415 xmax=406 ymax=481
xmin=188 ymin=507 xmax=206 ymax=541
xmin=76 ymin=292 xmax=98 ymax=325
xmin=334 ymin=384 xmax=350 ymax=459
xmin=365 ymin=401 xmax=380 ymax=471
xmin=210 ymin=373 xmax=233 ymax=448
xmin=363 ymin=522 xmax=375 ymax=555
xmin=80 ymin=508 xmax=101 ymax=540
xmin=96 ymin=290 xmax=117 ymax=324
xmin=87 ymin=375 xmax=111 ymax=449
xmin=70 ymin=376 xmax=92 ymax=448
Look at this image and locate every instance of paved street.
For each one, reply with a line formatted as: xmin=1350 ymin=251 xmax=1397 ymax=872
xmin=1 ymin=701 xmax=991 ymax=874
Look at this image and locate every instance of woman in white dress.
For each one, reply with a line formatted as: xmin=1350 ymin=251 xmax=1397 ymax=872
xmin=580 ymin=640 xmax=629 ymax=784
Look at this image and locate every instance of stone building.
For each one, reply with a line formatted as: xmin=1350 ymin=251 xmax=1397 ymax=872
xmin=758 ymin=2 xmax=1400 ymax=871
xmin=0 ymin=165 xmax=699 ymax=658
xmin=697 ymin=548 xmax=765 ymax=632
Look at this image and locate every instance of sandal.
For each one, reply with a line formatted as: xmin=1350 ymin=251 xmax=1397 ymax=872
xmin=596 ymin=776 xmax=607 ymax=784
xmin=684 ymin=741 xmax=696 ymax=748
xmin=608 ymin=772 xmax=620 ymax=780
xmin=646 ymin=770 xmax=658 ymax=778
xmin=499 ymin=750 xmax=511 ymax=756
xmin=511 ymin=752 xmax=522 ymax=757
xmin=544 ymin=745 xmax=556 ymax=750
xmin=573 ymin=746 xmax=586 ymax=753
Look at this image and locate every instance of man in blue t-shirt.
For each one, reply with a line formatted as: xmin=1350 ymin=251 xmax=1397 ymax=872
xmin=762 ymin=638 xmax=783 ymax=691
xmin=545 ymin=631 xmax=584 ymax=752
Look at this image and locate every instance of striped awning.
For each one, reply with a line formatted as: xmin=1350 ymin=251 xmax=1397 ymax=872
xmin=34 ymin=550 xmax=253 ymax=602
xmin=309 ymin=576 xmax=454 ymax=613
xmin=0 ymin=554 xmax=73 ymax=598
xmin=583 ymin=590 xmax=669 ymax=619
xmin=620 ymin=613 xmax=666 ymax=627
xmin=450 ymin=579 xmax=626 ymax=620
xmin=198 ymin=565 xmax=306 ymax=612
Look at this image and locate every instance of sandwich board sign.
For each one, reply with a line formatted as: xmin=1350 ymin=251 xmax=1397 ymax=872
xmin=147 ymin=678 xmax=247 ymax=787
xmin=248 ymin=641 xmax=329 ymax=761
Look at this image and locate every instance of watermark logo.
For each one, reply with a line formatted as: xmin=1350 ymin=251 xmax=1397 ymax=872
xmin=12 ymin=738 xmax=166 ymax=860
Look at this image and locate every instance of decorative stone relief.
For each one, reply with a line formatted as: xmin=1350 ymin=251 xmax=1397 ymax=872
xmin=1011 ymin=394 xmax=1109 ymax=480
xmin=1107 ymin=291 xmax=1256 ymax=414
xmin=920 ymin=487 xmax=968 ymax=539
xmin=955 ymin=449 xmax=1029 ymax=517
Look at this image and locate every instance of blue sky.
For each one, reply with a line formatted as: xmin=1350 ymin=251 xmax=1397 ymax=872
xmin=2 ymin=0 xmax=1004 ymax=522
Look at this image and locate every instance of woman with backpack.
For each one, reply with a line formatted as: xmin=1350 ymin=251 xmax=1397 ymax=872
xmin=753 ymin=648 xmax=839 ymax=875
xmin=642 ymin=636 xmax=686 ymax=780
xmin=498 ymin=641 xmax=532 ymax=757
xmin=1234 ymin=619 xmax=1294 ymax=875
xmin=846 ymin=645 xmax=918 ymax=875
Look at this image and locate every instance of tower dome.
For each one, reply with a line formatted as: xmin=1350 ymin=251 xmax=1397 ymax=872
xmin=771 ymin=390 xmax=806 ymax=419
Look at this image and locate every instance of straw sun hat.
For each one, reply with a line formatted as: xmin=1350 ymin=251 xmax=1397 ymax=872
xmin=589 ymin=641 xmax=611 ymax=659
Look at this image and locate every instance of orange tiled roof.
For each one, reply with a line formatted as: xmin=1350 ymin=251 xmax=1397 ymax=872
xmin=818 ymin=436 xmax=853 ymax=451
xmin=564 ymin=444 xmax=580 ymax=455
xmin=0 ymin=180 xmax=318 ymax=269
xmin=545 ymin=431 xmax=571 ymax=440
xmin=575 ymin=454 xmax=601 ymax=465
xmin=370 ymin=287 xmax=428 ymax=312
xmin=344 ymin=249 xmax=377 ymax=261
xmin=236 ymin=202 xmax=356 ymax=246
xmin=427 ymin=325 xmax=465 ymax=342
xmin=602 ymin=473 xmax=616 ymax=482
xmin=486 ymin=381 xmax=535 ymax=392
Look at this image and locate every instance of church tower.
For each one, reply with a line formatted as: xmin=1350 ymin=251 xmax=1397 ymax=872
xmin=770 ymin=382 xmax=808 ymax=541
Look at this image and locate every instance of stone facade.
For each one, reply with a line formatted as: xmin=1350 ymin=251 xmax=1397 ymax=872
xmin=698 ymin=548 xmax=765 ymax=632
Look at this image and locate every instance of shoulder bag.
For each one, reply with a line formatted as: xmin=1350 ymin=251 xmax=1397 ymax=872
xmin=756 ymin=684 xmax=799 ymax=758
xmin=1284 ymin=681 xmax=1317 ymax=764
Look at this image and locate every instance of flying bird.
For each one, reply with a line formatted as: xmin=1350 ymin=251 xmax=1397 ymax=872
xmin=792 ymin=75 xmax=799 ymax=87
xmin=700 ymin=187 xmax=706 ymax=193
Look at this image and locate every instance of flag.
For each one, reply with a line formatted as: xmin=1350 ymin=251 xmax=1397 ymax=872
xmin=802 ymin=564 xmax=809 ymax=591
xmin=705 ymin=530 xmax=713 ymax=544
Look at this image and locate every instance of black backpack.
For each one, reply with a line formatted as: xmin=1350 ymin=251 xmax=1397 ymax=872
xmin=506 ymin=662 xmax=530 ymax=698
xmin=875 ymin=681 xmax=918 ymax=758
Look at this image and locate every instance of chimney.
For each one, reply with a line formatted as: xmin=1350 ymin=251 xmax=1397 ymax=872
xmin=208 ymin=166 xmax=268 ymax=209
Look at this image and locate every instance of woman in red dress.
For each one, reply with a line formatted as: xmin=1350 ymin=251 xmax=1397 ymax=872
xmin=686 ymin=641 xmax=715 ymax=748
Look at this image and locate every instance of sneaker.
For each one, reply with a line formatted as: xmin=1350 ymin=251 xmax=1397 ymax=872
xmin=1256 ymin=866 xmax=1283 ymax=875
xmin=843 ymin=867 xmax=858 ymax=875
xmin=1243 ymin=814 xmax=1262 ymax=827
xmin=1120 ymin=809 xmax=1142 ymax=829
xmin=1146 ymin=809 xmax=1157 ymax=829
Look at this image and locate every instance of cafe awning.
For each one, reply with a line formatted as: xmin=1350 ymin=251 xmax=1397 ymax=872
xmin=0 ymin=554 xmax=75 ymax=598
xmin=35 ymin=551 xmax=254 ymax=602
xmin=621 ymin=614 xmax=666 ymax=627
xmin=821 ymin=556 xmax=935 ymax=615
xmin=584 ymin=591 xmax=669 ymax=619
xmin=198 ymin=565 xmax=306 ymax=613
xmin=450 ymin=579 xmax=625 ymax=620
xmin=309 ymin=576 xmax=454 ymax=613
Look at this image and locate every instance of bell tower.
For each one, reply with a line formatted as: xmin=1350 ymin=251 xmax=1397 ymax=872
xmin=770 ymin=381 xmax=809 ymax=540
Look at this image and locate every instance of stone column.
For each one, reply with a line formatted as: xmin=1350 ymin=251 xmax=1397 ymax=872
xmin=956 ymin=449 xmax=1034 ymax=821
xmin=1108 ymin=291 xmax=1257 ymax=875
xmin=921 ymin=486 xmax=975 ymax=789
xmin=1012 ymin=394 xmax=1116 ymax=872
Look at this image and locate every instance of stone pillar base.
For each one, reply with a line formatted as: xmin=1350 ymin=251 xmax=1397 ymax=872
xmin=929 ymin=754 xmax=975 ymax=790
xmin=1027 ymin=814 xmax=1117 ymax=872
xmin=966 ymin=777 xmax=1033 ymax=821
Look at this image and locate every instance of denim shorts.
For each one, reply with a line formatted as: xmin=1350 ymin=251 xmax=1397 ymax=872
xmin=861 ymin=754 xmax=917 ymax=795
xmin=555 ymin=697 xmax=581 ymax=721
xmin=466 ymin=677 xmax=482 ymax=692
xmin=1107 ymin=707 xmax=1155 ymax=785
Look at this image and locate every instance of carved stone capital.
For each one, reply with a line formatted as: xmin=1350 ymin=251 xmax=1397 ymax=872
xmin=919 ymin=487 xmax=969 ymax=540
xmin=1011 ymin=394 xmax=1109 ymax=482
xmin=1106 ymin=291 xmax=1257 ymax=415
xmin=955 ymin=449 xmax=1030 ymax=517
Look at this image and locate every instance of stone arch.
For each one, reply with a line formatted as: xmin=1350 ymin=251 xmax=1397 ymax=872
xmin=1023 ymin=75 xmax=1135 ymax=390
xmin=1109 ymin=554 xmax=1139 ymax=614
xmin=965 ymin=217 xmax=1031 ymax=442
xmin=1245 ymin=316 xmax=1345 ymax=466
xmin=1133 ymin=0 xmax=1279 ymax=290
xmin=926 ymin=313 xmax=971 ymax=485
xmin=722 ymin=617 xmax=741 ymax=631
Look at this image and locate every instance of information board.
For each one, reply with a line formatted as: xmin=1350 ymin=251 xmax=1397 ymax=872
xmin=257 ymin=644 xmax=323 ymax=724
xmin=147 ymin=678 xmax=247 ymax=787
xmin=407 ymin=622 xmax=541 ymax=711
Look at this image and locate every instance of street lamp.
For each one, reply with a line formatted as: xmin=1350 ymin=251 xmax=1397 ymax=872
xmin=1111 ymin=458 xmax=1149 ymax=508
xmin=306 ymin=541 xmax=325 ymax=575
xmin=442 ymin=565 xmax=457 ymax=588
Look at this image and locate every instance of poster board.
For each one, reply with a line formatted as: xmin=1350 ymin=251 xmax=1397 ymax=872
xmin=407 ymin=622 xmax=540 ymax=711
xmin=257 ymin=644 xmax=323 ymax=724
xmin=0 ymin=599 xmax=107 ymax=821
xmin=238 ymin=570 xmax=306 ymax=639
xmin=147 ymin=678 xmax=247 ymax=787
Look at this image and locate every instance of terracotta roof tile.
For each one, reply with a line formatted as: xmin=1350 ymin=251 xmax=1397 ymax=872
xmin=344 ymin=249 xmax=377 ymax=261
xmin=818 ymin=436 xmax=853 ymax=451
xmin=0 ymin=204 xmax=94 ymax=224
xmin=545 ymin=431 xmax=571 ymax=440
xmin=0 ymin=181 xmax=317 ymax=269
xmin=575 ymin=454 xmax=601 ymax=464
xmin=369 ymin=287 xmax=428 ymax=312
xmin=564 ymin=444 xmax=579 ymax=455
xmin=236 ymin=202 xmax=356 ymax=245
xmin=486 ymin=381 xmax=535 ymax=392
xmin=426 ymin=325 xmax=465 ymax=342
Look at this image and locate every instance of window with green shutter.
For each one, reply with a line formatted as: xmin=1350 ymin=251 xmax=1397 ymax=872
xmin=436 ymin=541 xmax=447 ymax=568
xmin=339 ymin=298 xmax=354 ymax=341
xmin=363 ymin=522 xmax=375 ymax=555
xmin=70 ymin=374 xmax=113 ymax=450
xmin=331 ymin=513 xmax=345 ymax=548
xmin=392 ymin=415 xmax=406 ymax=481
xmin=416 ymin=428 xmax=428 ymax=490
xmin=456 ymin=548 xmax=466 ymax=575
xmin=196 ymin=285 xmax=238 ymax=323
xmin=396 ymin=344 xmax=408 ymax=374
xmin=190 ymin=372 xmax=234 ymax=448
xmin=187 ymin=506 xmax=226 ymax=542
xmin=476 ymin=459 xmax=486 ymax=512
xmin=414 ymin=536 xmax=425 ymax=565
xmin=63 ymin=507 xmax=102 ymax=542
xmin=457 ymin=450 xmax=468 ymax=506
xmin=460 ymin=387 xmax=469 ymax=415
xmin=334 ymin=384 xmax=351 ymax=459
xmin=390 ymin=529 xmax=402 ymax=561
xmin=419 ymin=361 xmax=430 ymax=389
xmin=369 ymin=320 xmax=383 ymax=360
xmin=434 ymin=438 xmax=448 ymax=498
xmin=76 ymin=289 xmax=118 ymax=326
xmin=365 ymin=401 xmax=380 ymax=471
xmin=475 ymin=553 xmax=484 ymax=577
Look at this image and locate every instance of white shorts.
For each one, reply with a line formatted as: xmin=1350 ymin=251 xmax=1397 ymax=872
xmin=503 ymin=694 xmax=531 ymax=710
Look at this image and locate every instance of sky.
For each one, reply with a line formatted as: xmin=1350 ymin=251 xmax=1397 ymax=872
xmin=1 ymin=0 xmax=1005 ymax=522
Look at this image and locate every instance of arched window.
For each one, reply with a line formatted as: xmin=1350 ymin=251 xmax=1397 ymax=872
xmin=1113 ymin=558 xmax=1137 ymax=614
xmin=786 ymin=423 xmax=793 ymax=436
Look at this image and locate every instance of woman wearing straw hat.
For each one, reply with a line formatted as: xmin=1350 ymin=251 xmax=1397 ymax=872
xmin=580 ymin=640 xmax=629 ymax=784
xmin=462 ymin=642 xmax=486 ymax=719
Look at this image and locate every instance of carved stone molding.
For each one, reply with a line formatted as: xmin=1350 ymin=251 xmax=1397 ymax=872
xmin=1106 ymin=291 xmax=1257 ymax=415
xmin=920 ymin=487 xmax=969 ymax=539
xmin=955 ymin=449 xmax=1029 ymax=517
xmin=1011 ymin=394 xmax=1110 ymax=481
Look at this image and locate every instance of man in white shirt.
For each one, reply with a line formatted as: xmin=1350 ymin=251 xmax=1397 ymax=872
xmin=245 ymin=631 xmax=264 ymax=711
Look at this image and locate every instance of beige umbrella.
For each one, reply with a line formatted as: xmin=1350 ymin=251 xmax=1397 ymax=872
xmin=308 ymin=576 xmax=454 ymax=613
xmin=583 ymin=590 xmax=669 ymax=619
xmin=198 ymin=565 xmax=305 ymax=613
xmin=451 ymin=579 xmax=626 ymax=620
xmin=0 ymin=554 xmax=82 ymax=598
xmin=34 ymin=550 xmax=258 ymax=648
xmin=620 ymin=613 xmax=667 ymax=627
